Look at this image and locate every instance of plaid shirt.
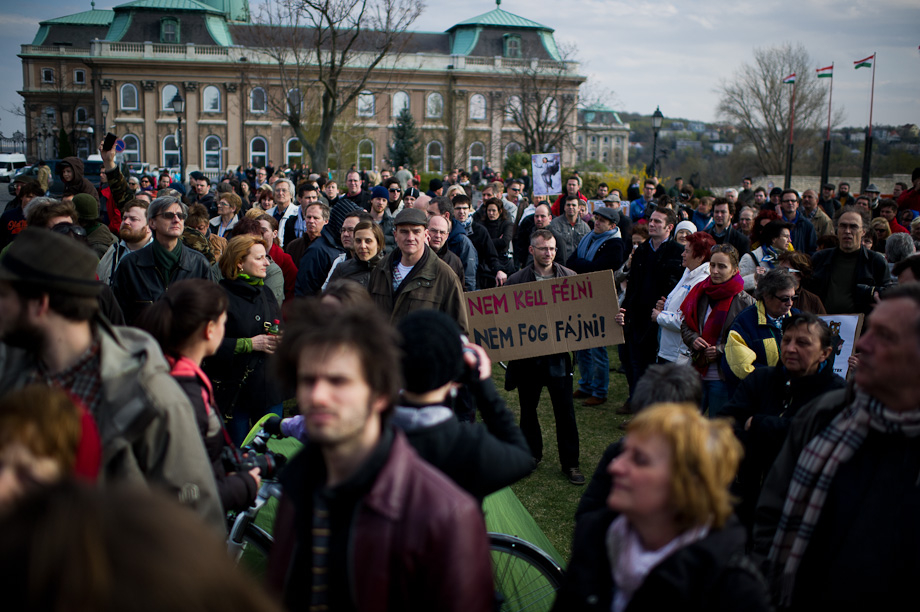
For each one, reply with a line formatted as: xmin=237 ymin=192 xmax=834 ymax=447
xmin=29 ymin=338 xmax=103 ymax=417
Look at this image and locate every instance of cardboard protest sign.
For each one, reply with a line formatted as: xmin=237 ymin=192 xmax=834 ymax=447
xmin=586 ymin=199 xmax=605 ymax=214
xmin=466 ymin=270 xmax=624 ymax=361
xmin=531 ymin=153 xmax=561 ymax=196
xmin=818 ymin=314 xmax=863 ymax=379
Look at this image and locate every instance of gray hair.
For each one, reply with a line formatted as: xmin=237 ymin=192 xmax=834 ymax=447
xmin=724 ymin=188 xmax=738 ymax=197
xmin=148 ymin=196 xmax=187 ymax=221
xmin=633 ymin=363 xmax=703 ymax=412
xmin=274 ymin=178 xmax=295 ymax=195
xmin=886 ymin=233 xmax=916 ymax=266
xmin=23 ymin=197 xmax=61 ymax=218
xmin=755 ymin=268 xmax=797 ymax=301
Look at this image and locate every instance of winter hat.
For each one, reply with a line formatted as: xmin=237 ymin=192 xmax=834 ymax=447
xmin=405 ymin=187 xmax=420 ymax=199
xmin=675 ymin=220 xmax=697 ymax=235
xmin=397 ymin=310 xmax=464 ymax=393
xmin=370 ymin=185 xmax=389 ymax=200
xmin=428 ymin=178 xmax=443 ymax=192
xmin=0 ymin=227 xmax=102 ymax=296
xmin=72 ymin=193 xmax=99 ymax=222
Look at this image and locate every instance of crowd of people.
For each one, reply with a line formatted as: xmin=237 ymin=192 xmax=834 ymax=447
xmin=1 ymin=143 xmax=919 ymax=611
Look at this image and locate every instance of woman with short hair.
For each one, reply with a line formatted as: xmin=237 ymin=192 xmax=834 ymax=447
xmin=210 ymin=192 xmax=241 ymax=238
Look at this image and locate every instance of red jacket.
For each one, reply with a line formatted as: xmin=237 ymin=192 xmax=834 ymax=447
xmin=897 ymin=188 xmax=920 ymax=213
xmin=267 ymin=429 xmax=493 ymax=612
xmin=551 ymin=191 xmax=588 ymax=216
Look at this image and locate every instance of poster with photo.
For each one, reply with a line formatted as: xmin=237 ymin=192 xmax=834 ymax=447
xmin=531 ymin=153 xmax=561 ymax=196
xmin=818 ymin=313 xmax=863 ymax=379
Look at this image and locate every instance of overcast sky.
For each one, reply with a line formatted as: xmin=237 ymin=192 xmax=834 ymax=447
xmin=2 ymin=0 xmax=918 ymax=138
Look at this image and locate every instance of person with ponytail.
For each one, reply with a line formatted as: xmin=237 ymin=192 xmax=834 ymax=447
xmin=136 ymin=279 xmax=259 ymax=513
xmin=680 ymin=244 xmax=754 ymax=417
xmin=207 ymin=235 xmax=283 ymax=446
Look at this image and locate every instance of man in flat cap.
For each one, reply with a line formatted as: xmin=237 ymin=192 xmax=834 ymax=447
xmin=0 ymin=228 xmax=223 ymax=531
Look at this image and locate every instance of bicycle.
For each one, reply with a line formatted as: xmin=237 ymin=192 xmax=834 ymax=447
xmin=227 ymin=422 xmax=565 ymax=611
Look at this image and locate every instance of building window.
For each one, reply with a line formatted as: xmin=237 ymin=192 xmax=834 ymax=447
xmin=122 ymin=134 xmax=140 ymax=162
xmin=76 ymin=138 xmax=90 ymax=159
xmin=426 ymin=93 xmax=443 ymax=119
xmin=160 ymin=18 xmax=180 ymax=44
xmin=468 ymin=142 xmax=485 ymax=172
xmin=41 ymin=68 xmax=54 ymax=83
xmin=287 ymin=88 xmax=302 ymax=116
xmin=426 ymin=141 xmax=443 ymax=173
xmin=202 ymin=85 xmax=221 ymax=113
xmin=541 ymin=97 xmax=558 ymax=124
xmin=250 ymin=87 xmax=267 ymax=113
xmin=505 ymin=95 xmax=522 ymax=122
xmin=503 ymin=34 xmax=522 ymax=58
xmin=203 ymin=135 xmax=222 ymax=171
xmin=604 ymin=136 xmax=609 ymax=144
xmin=469 ymin=94 xmax=486 ymax=121
xmin=577 ymin=134 xmax=583 ymax=144
xmin=591 ymin=135 xmax=597 ymax=143
xmin=163 ymin=135 xmax=180 ymax=168
xmin=615 ymin=136 xmax=622 ymax=146
xmin=75 ymin=107 xmax=88 ymax=124
xmin=74 ymin=69 xmax=86 ymax=85
xmin=162 ymin=84 xmax=179 ymax=111
xmin=357 ymin=90 xmax=375 ymax=118
xmin=286 ymin=138 xmax=302 ymax=166
xmin=120 ymin=83 xmax=138 ymax=110
xmin=249 ymin=136 xmax=267 ymax=167
xmin=392 ymin=91 xmax=409 ymax=117
xmin=358 ymin=139 xmax=374 ymax=172
xmin=504 ymin=142 xmax=522 ymax=159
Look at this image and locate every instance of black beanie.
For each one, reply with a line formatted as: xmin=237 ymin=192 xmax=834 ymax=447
xmin=397 ymin=310 xmax=464 ymax=393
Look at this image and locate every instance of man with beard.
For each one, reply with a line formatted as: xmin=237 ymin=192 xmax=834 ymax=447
xmin=342 ymin=170 xmax=371 ymax=211
xmin=0 ymin=228 xmax=223 ymax=531
xmin=426 ymin=214 xmax=465 ymax=284
xmin=97 ymin=200 xmax=152 ymax=285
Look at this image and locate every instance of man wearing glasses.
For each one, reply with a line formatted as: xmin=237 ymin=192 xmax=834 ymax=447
xmin=503 ymin=179 xmax=528 ymax=221
xmin=113 ymin=196 xmax=213 ymax=324
xmin=779 ymin=189 xmax=817 ymax=255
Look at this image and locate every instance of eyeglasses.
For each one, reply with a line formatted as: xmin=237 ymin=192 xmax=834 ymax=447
xmin=389 ymin=188 xmax=401 ymax=193
xmin=158 ymin=211 xmax=188 ymax=221
xmin=428 ymin=229 xmax=449 ymax=236
xmin=773 ymin=294 xmax=797 ymax=303
xmin=341 ymin=227 xmax=355 ymax=234
xmin=509 ymin=187 xmax=521 ymax=192
xmin=51 ymin=223 xmax=86 ymax=237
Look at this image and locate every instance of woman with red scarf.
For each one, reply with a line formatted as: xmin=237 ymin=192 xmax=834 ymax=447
xmin=680 ymin=244 xmax=754 ymax=417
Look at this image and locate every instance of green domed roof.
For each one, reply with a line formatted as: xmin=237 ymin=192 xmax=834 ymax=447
xmin=449 ymin=6 xmax=552 ymax=32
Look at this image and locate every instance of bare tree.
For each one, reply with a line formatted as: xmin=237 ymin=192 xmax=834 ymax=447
xmin=503 ymin=44 xmax=584 ymax=156
xmin=717 ymin=43 xmax=840 ymax=175
xmin=237 ymin=0 xmax=424 ymax=172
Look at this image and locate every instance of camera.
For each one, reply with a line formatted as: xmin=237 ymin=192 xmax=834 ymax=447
xmin=221 ymin=436 xmax=285 ymax=479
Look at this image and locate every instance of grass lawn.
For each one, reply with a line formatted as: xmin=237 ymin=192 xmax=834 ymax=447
xmin=493 ymin=347 xmax=629 ymax=562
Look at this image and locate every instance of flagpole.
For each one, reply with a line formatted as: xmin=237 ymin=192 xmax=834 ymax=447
xmin=785 ymin=77 xmax=796 ymax=189
xmin=861 ymin=53 xmax=876 ymax=192
xmin=820 ymin=63 xmax=834 ymax=188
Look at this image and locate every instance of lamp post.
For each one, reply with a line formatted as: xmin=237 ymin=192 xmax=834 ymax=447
xmin=170 ymin=92 xmax=186 ymax=185
xmin=647 ymin=106 xmax=663 ymax=178
xmin=100 ymin=96 xmax=109 ymax=134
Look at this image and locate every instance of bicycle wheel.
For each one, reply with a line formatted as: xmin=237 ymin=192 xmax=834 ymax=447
xmin=489 ymin=533 xmax=563 ymax=612
xmin=238 ymin=521 xmax=274 ymax=577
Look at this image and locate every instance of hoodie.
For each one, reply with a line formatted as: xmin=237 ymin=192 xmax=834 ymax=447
xmin=57 ymin=157 xmax=100 ymax=203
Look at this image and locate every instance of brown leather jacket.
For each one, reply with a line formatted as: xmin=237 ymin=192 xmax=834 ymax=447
xmin=267 ymin=429 xmax=493 ymax=612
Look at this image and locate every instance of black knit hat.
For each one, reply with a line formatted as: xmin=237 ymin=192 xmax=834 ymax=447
xmin=0 ymin=227 xmax=102 ymax=296
xmin=397 ymin=310 xmax=464 ymax=393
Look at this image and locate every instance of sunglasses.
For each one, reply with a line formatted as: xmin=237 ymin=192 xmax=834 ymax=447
xmin=389 ymin=188 xmax=401 ymax=193
xmin=774 ymin=294 xmax=797 ymax=303
xmin=51 ymin=223 xmax=87 ymax=237
xmin=158 ymin=211 xmax=188 ymax=221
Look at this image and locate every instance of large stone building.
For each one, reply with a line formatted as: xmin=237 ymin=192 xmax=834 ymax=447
xmin=19 ymin=0 xmax=585 ymax=178
xmin=575 ymin=104 xmax=629 ymax=170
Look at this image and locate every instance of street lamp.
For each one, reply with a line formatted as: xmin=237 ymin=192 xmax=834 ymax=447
xmin=170 ymin=92 xmax=186 ymax=184
xmin=100 ymin=96 xmax=109 ymax=133
xmin=648 ymin=106 xmax=663 ymax=178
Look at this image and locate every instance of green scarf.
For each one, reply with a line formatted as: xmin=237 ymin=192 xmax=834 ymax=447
xmin=237 ymin=273 xmax=264 ymax=287
xmin=152 ymin=239 xmax=182 ymax=282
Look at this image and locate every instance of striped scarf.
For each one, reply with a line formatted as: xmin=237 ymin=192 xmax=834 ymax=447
xmin=768 ymin=390 xmax=920 ymax=605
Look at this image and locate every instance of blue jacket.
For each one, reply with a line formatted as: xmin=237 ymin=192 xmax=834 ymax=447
xmin=628 ymin=196 xmax=651 ymax=222
xmin=723 ymin=300 xmax=799 ymax=388
xmin=447 ymin=218 xmax=478 ymax=291
xmin=783 ymin=212 xmax=817 ymax=255
xmin=294 ymin=227 xmax=344 ymax=296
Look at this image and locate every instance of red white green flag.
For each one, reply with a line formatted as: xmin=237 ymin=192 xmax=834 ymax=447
xmin=816 ymin=65 xmax=833 ymax=78
xmin=782 ymin=73 xmax=796 ymax=84
xmin=854 ymin=55 xmax=874 ymax=69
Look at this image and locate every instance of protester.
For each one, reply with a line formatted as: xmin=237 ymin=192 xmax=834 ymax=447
xmin=210 ymin=191 xmax=241 ymax=238
xmin=739 ymin=220 xmax=793 ymax=290
xmin=327 ymin=219 xmax=384 ymax=288
xmin=554 ymin=403 xmax=770 ymax=611
xmin=480 ymin=197 xmax=515 ymax=274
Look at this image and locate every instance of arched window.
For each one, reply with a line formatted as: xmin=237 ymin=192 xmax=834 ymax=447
xmin=203 ymin=135 xmax=222 ymax=171
xmin=505 ymin=95 xmax=522 ymax=122
xmin=286 ymin=88 xmax=302 ymax=116
xmin=357 ymin=90 xmax=375 ymax=118
xmin=286 ymin=138 xmax=302 ymax=166
xmin=202 ymin=86 xmax=221 ymax=113
xmin=161 ymin=84 xmax=179 ymax=111
xmin=426 ymin=93 xmax=443 ymax=119
xmin=426 ymin=141 xmax=443 ymax=173
xmin=120 ymin=83 xmax=138 ymax=110
xmin=250 ymin=87 xmax=267 ymax=113
xmin=468 ymin=142 xmax=485 ymax=171
xmin=392 ymin=91 xmax=409 ymax=117
xmin=541 ymin=97 xmax=558 ymax=124
xmin=469 ymin=94 xmax=486 ymax=121
xmin=249 ymin=136 xmax=267 ymax=167
xmin=163 ymin=135 xmax=179 ymax=168
xmin=504 ymin=142 xmax=522 ymax=159
xmin=75 ymin=107 xmax=88 ymax=123
xmin=357 ymin=139 xmax=374 ymax=172
xmin=122 ymin=134 xmax=140 ymax=163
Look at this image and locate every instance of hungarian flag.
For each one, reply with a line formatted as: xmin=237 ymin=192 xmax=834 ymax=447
xmin=782 ymin=73 xmax=796 ymax=84
xmin=816 ymin=65 xmax=833 ymax=78
xmin=854 ymin=54 xmax=874 ymax=69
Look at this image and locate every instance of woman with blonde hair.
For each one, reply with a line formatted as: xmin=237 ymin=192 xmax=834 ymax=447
xmin=205 ymin=235 xmax=282 ymax=446
xmin=554 ymin=403 xmax=769 ymax=611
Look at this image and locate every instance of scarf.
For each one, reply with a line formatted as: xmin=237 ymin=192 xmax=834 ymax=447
xmin=759 ymin=245 xmax=780 ymax=268
xmin=768 ymin=389 xmax=920 ymax=606
xmin=680 ymin=274 xmax=744 ymax=373
xmin=576 ymin=227 xmax=620 ymax=260
xmin=607 ymin=515 xmax=709 ymax=612
xmin=294 ymin=207 xmax=307 ymax=238
xmin=238 ymin=272 xmax=264 ymax=287
xmin=152 ymin=238 xmax=182 ymax=282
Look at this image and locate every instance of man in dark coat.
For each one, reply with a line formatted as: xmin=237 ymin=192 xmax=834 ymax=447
xmin=706 ymin=197 xmax=751 ymax=256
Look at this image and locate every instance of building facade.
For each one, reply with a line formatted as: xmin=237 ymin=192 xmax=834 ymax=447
xmin=574 ymin=104 xmax=629 ymax=170
xmin=19 ymin=0 xmax=585 ymax=178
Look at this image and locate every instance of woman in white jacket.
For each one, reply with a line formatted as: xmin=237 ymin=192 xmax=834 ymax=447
xmin=653 ymin=231 xmax=716 ymax=364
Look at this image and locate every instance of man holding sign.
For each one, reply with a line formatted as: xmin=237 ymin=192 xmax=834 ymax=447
xmin=503 ymin=229 xmax=584 ymax=485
